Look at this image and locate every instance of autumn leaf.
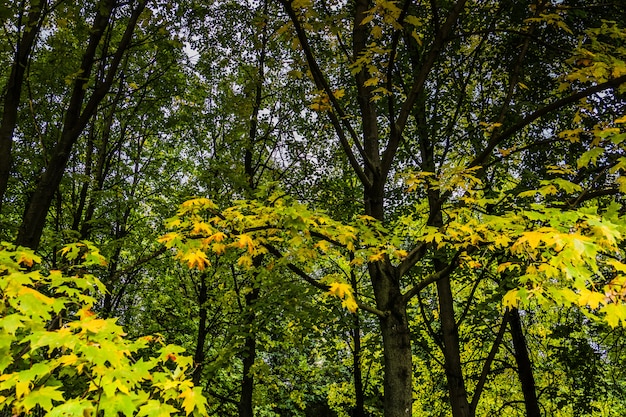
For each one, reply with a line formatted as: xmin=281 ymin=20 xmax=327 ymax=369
xmin=180 ymin=250 xmax=210 ymax=270
xmin=237 ymin=255 xmax=253 ymax=269
xmin=368 ymin=251 xmax=385 ymax=262
xmin=178 ymin=387 xmax=207 ymax=416
xmin=502 ymin=289 xmax=520 ymax=309
xmin=234 ymin=234 xmax=255 ymax=253
xmin=327 ymin=282 xmax=358 ymax=313
xmin=577 ymin=289 xmax=606 ymax=309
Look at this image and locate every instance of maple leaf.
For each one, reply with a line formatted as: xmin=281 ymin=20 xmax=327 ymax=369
xmin=601 ymin=303 xmax=626 ymax=328
xmin=577 ymin=289 xmax=606 ymax=309
xmin=211 ymin=242 xmax=227 ymax=255
xmin=368 ymin=251 xmax=385 ymax=262
xmin=190 ymin=221 xmax=212 ymax=236
xmin=21 ymin=386 xmax=65 ymax=412
xmin=237 ymin=255 xmax=253 ymax=269
xmin=178 ymin=387 xmax=207 ymax=416
xmin=234 ymin=234 xmax=255 ymax=253
xmin=180 ymin=250 xmax=210 ymax=270
xmin=16 ymin=250 xmax=40 ymax=267
xmin=158 ymin=232 xmax=181 ymax=248
xmin=502 ymin=289 xmax=520 ymax=309
xmin=327 ymin=282 xmax=358 ymax=313
xmin=328 ymin=282 xmax=351 ymax=298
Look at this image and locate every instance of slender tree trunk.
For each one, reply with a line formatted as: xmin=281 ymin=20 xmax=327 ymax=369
xmin=239 ymin=287 xmax=260 ymax=417
xmin=192 ymin=273 xmax=209 ymax=385
xmin=16 ymin=0 xmax=146 ymax=249
xmin=420 ymin=99 xmax=471 ymax=416
xmin=509 ymin=308 xmax=541 ymax=417
xmin=371 ymin=263 xmax=412 ymax=417
xmin=351 ymin=265 xmax=365 ymax=417
xmin=0 ymin=0 xmax=47 ymax=210
xmin=437 ymin=275 xmax=472 ymax=417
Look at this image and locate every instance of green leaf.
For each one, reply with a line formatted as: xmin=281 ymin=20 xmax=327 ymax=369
xmin=577 ymin=147 xmax=605 ymax=169
xmin=20 ymin=385 xmax=64 ymax=412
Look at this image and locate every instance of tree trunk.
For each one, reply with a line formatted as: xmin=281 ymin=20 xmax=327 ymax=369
xmin=16 ymin=0 xmax=146 ymax=250
xmin=239 ymin=287 xmax=260 ymax=417
xmin=192 ymin=274 xmax=209 ymax=385
xmin=509 ymin=308 xmax=541 ymax=417
xmin=0 ymin=0 xmax=47 ymax=210
xmin=437 ymin=274 xmax=472 ymax=417
xmin=351 ymin=266 xmax=365 ymax=417
xmin=372 ymin=266 xmax=412 ymax=417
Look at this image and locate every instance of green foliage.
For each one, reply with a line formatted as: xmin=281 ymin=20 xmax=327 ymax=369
xmin=0 ymin=243 xmax=207 ymax=416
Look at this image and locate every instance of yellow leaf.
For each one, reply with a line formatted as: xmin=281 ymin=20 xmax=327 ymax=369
xmin=371 ymin=25 xmax=383 ymax=38
xmin=328 ymin=282 xmax=358 ymax=313
xmin=190 ymin=222 xmax=212 ymax=236
xmin=179 ymin=387 xmax=207 ymax=416
xmin=394 ymin=249 xmax=408 ymax=259
xmin=237 ymin=255 xmax=253 ymax=269
xmin=234 ymin=234 xmax=255 ymax=253
xmin=502 ymin=289 xmax=519 ymax=309
xmin=368 ymin=251 xmax=385 ymax=262
xmin=615 ymin=115 xmax=626 ymax=124
xmin=342 ymin=297 xmax=358 ymax=313
xmin=515 ymin=231 xmax=544 ymax=250
xmin=211 ymin=242 xmax=227 ymax=255
xmin=315 ymin=240 xmax=330 ymax=252
xmin=328 ymin=282 xmax=351 ymax=299
xmin=578 ymin=289 xmax=606 ymax=310
xmin=333 ymin=89 xmax=345 ymax=99
xmin=158 ymin=232 xmax=180 ymax=246
xmin=364 ymin=77 xmax=379 ymax=87
xmin=16 ymin=380 xmax=31 ymax=399
xmin=181 ymin=250 xmax=210 ymax=270
xmin=16 ymin=250 xmax=40 ymax=267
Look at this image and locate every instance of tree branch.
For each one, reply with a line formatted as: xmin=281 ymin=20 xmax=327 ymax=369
xmin=278 ymin=0 xmax=372 ymax=188
xmin=396 ymin=0 xmax=469 ymax=134
xmin=470 ymin=309 xmax=510 ymax=414
xmin=470 ymin=74 xmax=626 ymax=169
xmin=264 ymin=243 xmax=387 ymax=317
xmin=402 ymin=251 xmax=460 ymax=303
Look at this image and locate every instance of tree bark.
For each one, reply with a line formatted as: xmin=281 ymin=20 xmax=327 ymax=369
xmin=0 ymin=0 xmax=48 ymax=211
xmin=351 ymin=265 xmax=365 ymax=417
xmin=239 ymin=286 xmax=260 ymax=417
xmin=437 ymin=274 xmax=472 ymax=417
xmin=509 ymin=308 xmax=542 ymax=417
xmin=192 ymin=273 xmax=209 ymax=386
xmin=372 ymin=266 xmax=413 ymax=417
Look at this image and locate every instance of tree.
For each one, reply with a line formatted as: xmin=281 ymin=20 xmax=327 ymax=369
xmin=163 ymin=1 xmax=626 ymax=416
xmin=3 ymin=1 xmax=626 ymax=416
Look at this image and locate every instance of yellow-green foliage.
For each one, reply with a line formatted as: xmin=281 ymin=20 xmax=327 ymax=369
xmin=0 ymin=242 xmax=207 ymax=416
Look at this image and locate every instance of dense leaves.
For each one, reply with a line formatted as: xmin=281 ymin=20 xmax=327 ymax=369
xmin=0 ymin=243 xmax=207 ymax=416
xmin=1 ymin=0 xmax=626 ymax=416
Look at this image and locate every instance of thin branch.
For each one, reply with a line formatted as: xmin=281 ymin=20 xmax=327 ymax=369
xmin=402 ymin=251 xmax=460 ymax=303
xmin=397 ymin=241 xmax=427 ymax=277
xmin=469 ymin=74 xmax=626 ymax=169
xmin=380 ymin=0 xmax=413 ymax=178
xmin=263 ymin=243 xmax=387 ymax=317
xmin=470 ymin=310 xmax=510 ymax=414
xmin=396 ymin=0 xmax=469 ymax=133
xmin=278 ymin=0 xmax=372 ymax=187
